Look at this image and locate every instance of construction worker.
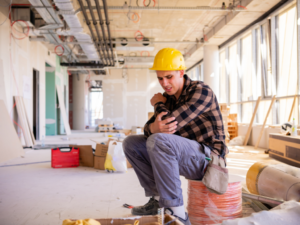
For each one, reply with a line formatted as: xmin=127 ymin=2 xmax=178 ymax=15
xmin=123 ymin=48 xmax=228 ymax=225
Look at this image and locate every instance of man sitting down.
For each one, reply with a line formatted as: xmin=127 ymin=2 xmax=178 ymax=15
xmin=123 ymin=48 xmax=228 ymax=225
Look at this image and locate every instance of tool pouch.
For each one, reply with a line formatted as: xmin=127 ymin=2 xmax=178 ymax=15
xmin=202 ymin=152 xmax=228 ymax=195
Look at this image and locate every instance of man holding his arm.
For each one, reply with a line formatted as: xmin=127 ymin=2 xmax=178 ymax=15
xmin=123 ymin=48 xmax=228 ymax=225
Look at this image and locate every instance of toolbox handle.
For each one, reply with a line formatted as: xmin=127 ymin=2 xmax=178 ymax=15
xmin=53 ymin=147 xmax=78 ymax=152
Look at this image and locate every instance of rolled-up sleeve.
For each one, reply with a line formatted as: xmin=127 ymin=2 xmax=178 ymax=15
xmin=144 ymin=115 xmax=156 ymax=137
xmin=154 ymin=86 xmax=213 ymax=131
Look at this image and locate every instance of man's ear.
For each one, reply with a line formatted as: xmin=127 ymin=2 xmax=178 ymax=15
xmin=179 ymin=70 xmax=184 ymax=78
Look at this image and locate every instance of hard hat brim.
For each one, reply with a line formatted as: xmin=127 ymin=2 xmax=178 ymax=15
xmin=149 ymin=66 xmax=187 ymax=71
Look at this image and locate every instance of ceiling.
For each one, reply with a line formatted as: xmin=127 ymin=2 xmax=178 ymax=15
xmin=12 ymin=0 xmax=283 ymax=69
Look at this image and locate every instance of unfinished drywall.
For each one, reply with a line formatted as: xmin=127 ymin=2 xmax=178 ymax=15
xmin=238 ymin=124 xmax=281 ymax=149
xmin=99 ymin=69 xmax=163 ymax=129
xmin=0 ymin=7 xmax=69 ymax=141
xmin=0 ymin=100 xmax=24 ymax=163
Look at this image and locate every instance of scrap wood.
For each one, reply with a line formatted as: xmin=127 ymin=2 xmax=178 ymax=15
xmin=243 ymin=96 xmax=261 ymax=146
xmin=20 ymin=97 xmax=36 ymax=145
xmin=63 ymin=219 xmax=100 ymax=225
xmin=14 ymin=96 xmax=35 ymax=146
xmin=56 ymin=85 xmax=71 ymax=135
xmin=288 ymin=95 xmax=297 ymax=122
xmin=254 ymin=95 xmax=276 ymax=149
xmin=242 ymin=188 xmax=269 ymax=212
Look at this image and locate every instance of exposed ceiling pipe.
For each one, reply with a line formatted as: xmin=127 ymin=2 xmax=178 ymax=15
xmin=102 ymin=0 xmax=115 ymax=66
xmin=53 ymin=0 xmax=99 ymax=61
xmin=61 ymin=62 xmax=105 ymax=67
xmin=94 ymin=0 xmax=113 ymax=66
xmin=28 ymin=0 xmax=78 ymax=62
xmin=40 ymin=40 xmax=199 ymax=44
xmin=77 ymin=0 xmax=102 ymax=63
xmin=58 ymin=6 xmax=251 ymax=15
xmin=85 ymin=0 xmax=107 ymax=65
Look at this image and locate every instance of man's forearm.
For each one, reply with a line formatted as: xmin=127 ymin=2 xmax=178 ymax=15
xmin=149 ymin=123 xmax=154 ymax=134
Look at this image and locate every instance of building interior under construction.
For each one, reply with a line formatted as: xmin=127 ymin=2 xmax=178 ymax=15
xmin=1 ymin=0 xmax=300 ymax=225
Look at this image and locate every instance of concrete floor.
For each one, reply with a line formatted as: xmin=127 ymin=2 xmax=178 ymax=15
xmin=0 ymin=132 xmax=279 ymax=225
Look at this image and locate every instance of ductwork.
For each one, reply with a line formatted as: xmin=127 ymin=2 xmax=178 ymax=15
xmin=28 ymin=0 xmax=99 ymax=63
xmin=54 ymin=0 xmax=99 ymax=61
xmin=28 ymin=0 xmax=78 ymax=62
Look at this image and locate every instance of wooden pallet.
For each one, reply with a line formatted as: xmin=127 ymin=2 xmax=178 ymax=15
xmin=98 ymin=124 xmax=113 ymax=127
xmin=219 ymin=103 xmax=230 ymax=143
xmin=228 ymin=114 xmax=238 ymax=139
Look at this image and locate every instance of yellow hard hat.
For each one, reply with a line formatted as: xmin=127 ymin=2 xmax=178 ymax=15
xmin=150 ymin=48 xmax=186 ymax=71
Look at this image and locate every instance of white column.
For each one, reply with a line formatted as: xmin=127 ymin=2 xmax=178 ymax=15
xmin=203 ymin=45 xmax=220 ymax=100
xmin=72 ymin=74 xmax=86 ymax=130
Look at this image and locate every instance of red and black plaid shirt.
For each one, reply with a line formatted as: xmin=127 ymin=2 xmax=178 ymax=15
xmin=144 ymin=75 xmax=228 ymax=157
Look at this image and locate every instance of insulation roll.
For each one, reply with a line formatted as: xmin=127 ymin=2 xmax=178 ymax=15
xmin=187 ymin=178 xmax=242 ymax=224
xmin=246 ymin=162 xmax=300 ymax=201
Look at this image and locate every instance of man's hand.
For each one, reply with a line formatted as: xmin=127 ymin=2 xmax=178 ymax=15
xmin=149 ymin=112 xmax=177 ymax=134
xmin=151 ymin=93 xmax=167 ymax=106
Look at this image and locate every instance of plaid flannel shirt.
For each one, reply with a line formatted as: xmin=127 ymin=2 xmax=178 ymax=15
xmin=144 ymin=74 xmax=228 ymax=157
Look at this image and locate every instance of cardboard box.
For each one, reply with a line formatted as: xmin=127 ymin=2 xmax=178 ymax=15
xmin=94 ymin=139 xmax=132 ymax=170
xmin=69 ymin=145 xmax=94 ymax=167
xmin=94 ymin=156 xmax=106 ymax=170
xmin=132 ymin=126 xmax=143 ymax=135
xmin=269 ymin=133 xmax=300 ymax=167
xmin=94 ymin=155 xmax=132 ymax=170
xmin=95 ymin=144 xmax=108 ymax=157
xmin=127 ymin=159 xmax=132 ymax=168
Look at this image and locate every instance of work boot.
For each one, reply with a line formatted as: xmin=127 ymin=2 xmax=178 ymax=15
xmin=131 ymin=197 xmax=160 ymax=215
xmin=165 ymin=209 xmax=191 ymax=225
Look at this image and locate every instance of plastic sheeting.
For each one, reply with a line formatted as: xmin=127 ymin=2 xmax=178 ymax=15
xmin=222 ymin=200 xmax=300 ymax=225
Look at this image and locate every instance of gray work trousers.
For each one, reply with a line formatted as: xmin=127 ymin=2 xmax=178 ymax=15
xmin=123 ymin=133 xmax=211 ymax=208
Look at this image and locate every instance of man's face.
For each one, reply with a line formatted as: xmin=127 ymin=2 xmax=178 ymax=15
xmin=156 ymin=70 xmax=184 ymax=96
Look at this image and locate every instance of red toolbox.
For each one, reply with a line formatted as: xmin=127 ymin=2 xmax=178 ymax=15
xmin=51 ymin=147 xmax=79 ymax=168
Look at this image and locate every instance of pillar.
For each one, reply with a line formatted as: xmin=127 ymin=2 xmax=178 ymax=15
xmin=72 ymin=74 xmax=86 ymax=130
xmin=203 ymin=45 xmax=220 ymax=100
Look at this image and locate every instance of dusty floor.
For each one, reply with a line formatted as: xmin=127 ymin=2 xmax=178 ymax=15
xmin=0 ymin=131 xmax=279 ymax=225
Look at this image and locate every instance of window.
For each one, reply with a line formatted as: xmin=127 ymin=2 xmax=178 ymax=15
xmin=278 ymin=6 xmax=298 ymax=124
xmin=219 ymin=50 xmax=227 ymax=103
xmin=88 ymin=91 xmax=103 ymax=127
xmin=218 ymin=4 xmax=299 ymax=126
xmin=260 ymin=21 xmax=273 ymax=97
xmin=241 ymin=34 xmax=253 ymax=101
xmin=187 ymin=63 xmax=202 ymax=81
xmin=229 ymin=43 xmax=238 ymax=114
xmin=241 ymin=34 xmax=254 ymax=122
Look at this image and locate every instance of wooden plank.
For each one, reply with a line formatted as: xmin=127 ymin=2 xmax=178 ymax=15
xmin=0 ymin=100 xmax=24 ymax=163
xmin=14 ymin=96 xmax=32 ymax=146
xmin=254 ymin=95 xmax=276 ymax=149
xmin=56 ymin=85 xmax=71 ymax=135
xmin=288 ymin=95 xmax=297 ymax=122
xmin=243 ymin=96 xmax=261 ymax=146
xmin=20 ymin=97 xmax=36 ymax=145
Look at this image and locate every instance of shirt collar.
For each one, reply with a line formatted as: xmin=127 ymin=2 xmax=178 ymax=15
xmin=170 ymin=74 xmax=191 ymax=100
xmin=181 ymin=74 xmax=191 ymax=96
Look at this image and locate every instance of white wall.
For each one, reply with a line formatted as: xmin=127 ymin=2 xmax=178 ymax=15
xmin=0 ymin=7 xmax=57 ymax=141
xmin=91 ymin=69 xmax=163 ymax=129
xmin=238 ymin=124 xmax=281 ymax=149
